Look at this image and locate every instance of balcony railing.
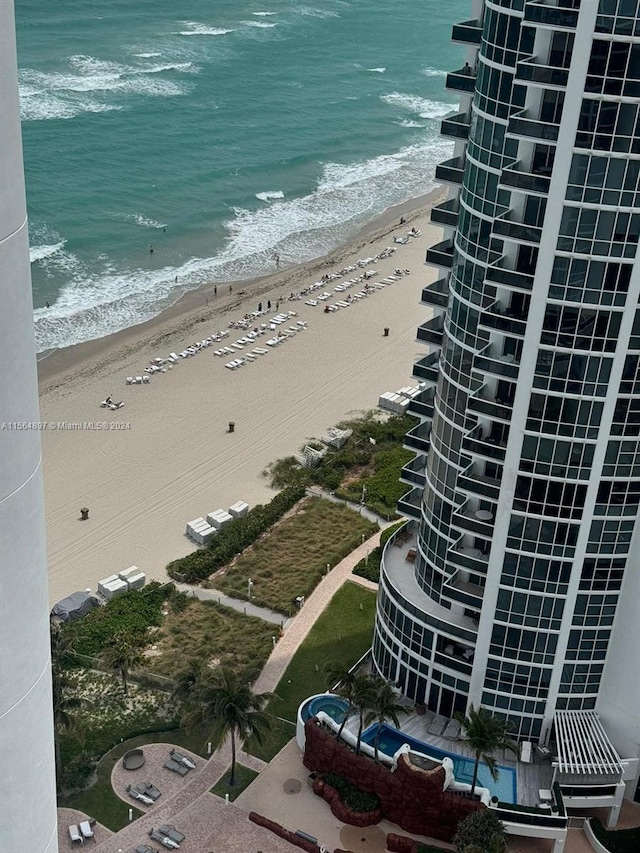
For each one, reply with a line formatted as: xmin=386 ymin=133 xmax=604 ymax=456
xmin=444 ymin=575 xmax=484 ymax=610
xmin=430 ymin=198 xmax=459 ymax=229
xmin=493 ymin=217 xmax=542 ymax=245
xmin=397 ymin=487 xmax=423 ymax=521
xmin=425 ymin=240 xmax=454 ymax=269
xmin=508 ymin=112 xmax=560 ymax=142
xmin=451 ymin=19 xmax=482 ymax=45
xmin=435 ymin=156 xmax=465 ymax=185
xmin=408 ymin=386 xmax=435 ymax=419
xmin=468 ymin=395 xmax=513 ymax=423
xmin=457 ymin=470 xmax=502 ymax=501
xmin=421 ymin=277 xmax=449 ymax=309
xmin=452 ymin=508 xmax=496 ymax=539
xmin=461 ymin=434 xmax=508 ymax=462
xmin=485 ymin=262 xmax=535 ymax=291
xmin=412 ymin=351 xmax=440 ymax=384
xmin=404 ymin=421 xmax=432 ymax=453
xmin=500 ymin=167 xmax=551 ymax=195
xmin=516 ymin=60 xmax=570 ymax=87
xmin=416 ymin=315 xmax=444 ymax=346
xmin=400 ymin=454 xmax=427 ymax=488
xmin=448 ymin=546 xmax=490 ymax=575
xmin=524 ymin=3 xmax=579 ymax=29
xmin=446 ymin=68 xmax=477 ymax=94
xmin=441 ymin=112 xmax=471 ymax=141
xmin=478 ymin=309 xmax=528 ymax=336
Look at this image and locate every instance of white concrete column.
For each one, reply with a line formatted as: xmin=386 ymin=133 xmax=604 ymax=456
xmin=0 ymin=2 xmax=58 ymax=852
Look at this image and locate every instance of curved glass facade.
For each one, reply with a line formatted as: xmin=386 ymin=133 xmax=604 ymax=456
xmin=373 ymin=0 xmax=640 ymax=740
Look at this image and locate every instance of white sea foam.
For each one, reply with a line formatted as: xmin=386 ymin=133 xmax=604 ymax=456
xmin=30 ymin=241 xmax=66 ymax=263
xmin=396 ymin=119 xmax=425 ymax=128
xmin=19 ymin=90 xmax=121 ymax=121
xmin=178 ymin=21 xmax=237 ymax=36
xmin=134 ymin=52 xmax=162 ymax=58
xmin=421 ymin=66 xmax=447 ymax=77
xmin=367 ymin=67 xmax=386 ymax=73
xmin=133 ymin=214 xmax=168 ymax=229
xmin=33 ymin=132 xmax=453 ymax=352
xmin=294 ymin=7 xmax=341 ymax=18
xmin=256 ymin=191 xmax=285 ymax=201
xmin=252 ymin=11 xmax=277 ymax=15
xmin=381 ymin=92 xmax=453 ymax=119
xmin=241 ymin=20 xmax=277 ymax=28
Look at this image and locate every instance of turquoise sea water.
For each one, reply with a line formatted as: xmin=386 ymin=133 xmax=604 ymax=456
xmin=16 ymin=0 xmax=466 ymax=351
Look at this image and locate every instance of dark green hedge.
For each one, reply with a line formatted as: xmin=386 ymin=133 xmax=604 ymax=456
xmin=166 ymin=484 xmax=306 ymax=583
xmin=353 ymin=521 xmax=406 ymax=582
xmin=64 ymin=582 xmax=169 ymax=657
xmin=590 ymin=818 xmax=640 ymax=853
xmin=325 ymin=772 xmax=380 ymax=813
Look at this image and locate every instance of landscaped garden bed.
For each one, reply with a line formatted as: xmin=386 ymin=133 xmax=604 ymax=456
xmin=589 ymin=817 xmax=640 ymax=853
xmin=315 ymin=773 xmax=382 ymax=825
xmin=212 ymin=497 xmax=376 ymax=614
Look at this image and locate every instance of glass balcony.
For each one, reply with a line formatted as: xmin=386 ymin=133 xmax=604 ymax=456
xmin=435 ymin=156 xmax=465 ymax=185
xmin=451 ymin=19 xmax=482 ymax=45
xmin=500 ymin=168 xmax=551 ymax=195
xmin=468 ymin=395 xmax=513 ymax=423
xmin=425 ymin=240 xmax=454 ymax=269
xmin=452 ymin=507 xmax=496 ymax=539
xmin=516 ymin=60 xmax=570 ymax=87
xmin=441 ymin=112 xmax=471 ymax=141
xmin=493 ymin=217 xmax=542 ymax=245
xmin=397 ymin=486 xmax=423 ymax=521
xmin=408 ymin=386 xmax=435 ymax=419
xmin=485 ymin=262 xmax=535 ymax=291
xmin=448 ymin=546 xmax=490 ymax=575
xmin=444 ymin=575 xmax=484 ymax=610
xmin=412 ymin=351 xmax=440 ymax=384
xmin=508 ymin=112 xmax=560 ymax=142
xmin=430 ymin=198 xmax=459 ymax=229
xmin=421 ymin=277 xmax=449 ymax=309
xmin=457 ymin=469 xmax=502 ymax=501
xmin=479 ymin=309 xmax=528 ymax=336
xmin=461 ymin=433 xmax=508 ymax=462
xmin=404 ymin=420 xmax=432 ymax=453
xmin=416 ymin=315 xmax=444 ymax=346
xmin=524 ymin=4 xmax=579 ymax=29
xmin=400 ymin=454 xmax=427 ymax=489
xmin=446 ymin=68 xmax=477 ymax=94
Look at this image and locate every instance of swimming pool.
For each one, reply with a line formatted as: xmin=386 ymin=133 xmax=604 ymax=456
xmin=361 ymin=723 xmax=517 ymax=803
xmin=302 ymin=694 xmax=350 ymax=724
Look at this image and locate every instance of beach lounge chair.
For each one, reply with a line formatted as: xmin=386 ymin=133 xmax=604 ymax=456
xmin=126 ymin=783 xmax=153 ymax=805
xmin=142 ymin=782 xmax=162 ymax=800
xmin=68 ymin=824 xmax=83 ymax=844
xmin=444 ymin=720 xmax=461 ymax=740
xmin=158 ymin=825 xmax=186 ymax=844
xmin=135 ymin=846 xmax=159 ymax=853
xmin=164 ymin=757 xmax=189 ymax=776
xmin=149 ymin=828 xmax=180 ymax=849
xmin=428 ymin=714 xmax=448 ymax=736
xmin=169 ymin=748 xmax=196 ymax=770
xmin=79 ymin=820 xmax=95 ymax=842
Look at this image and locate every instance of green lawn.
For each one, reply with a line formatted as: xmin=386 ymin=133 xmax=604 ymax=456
xmin=214 ymin=498 xmax=376 ymax=614
xmin=246 ymin=581 xmax=377 ymax=761
xmin=210 ymin=764 xmax=259 ymax=801
xmin=58 ymin=724 xmax=219 ymax=831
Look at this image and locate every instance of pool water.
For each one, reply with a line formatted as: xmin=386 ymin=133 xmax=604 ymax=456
xmin=304 ymin=695 xmax=350 ymax=723
xmin=362 ymin=723 xmax=518 ymax=803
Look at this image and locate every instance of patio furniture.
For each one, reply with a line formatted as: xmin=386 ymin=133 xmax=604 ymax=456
xmin=405 ymin=548 xmax=417 ymax=563
xmin=158 ymin=825 xmax=186 ymax=844
xmin=126 ymin=784 xmax=153 ymax=805
xmin=164 ymin=757 xmax=189 ymax=776
xmin=123 ymin=748 xmax=145 ymax=770
xmin=536 ymin=745 xmax=552 ymax=760
xmin=142 ymin=782 xmax=162 ymax=800
xmin=520 ymin=740 xmax=533 ymax=764
xmin=169 ymin=748 xmax=196 ymax=770
xmin=148 ymin=828 xmax=180 ymax=850
xmin=68 ymin=824 xmax=83 ymax=844
xmin=444 ymin=720 xmax=461 ymax=740
xmin=79 ymin=820 xmax=95 ymax=842
xmin=428 ymin=714 xmax=448 ymax=736
xmin=135 ymin=846 xmax=158 ymax=853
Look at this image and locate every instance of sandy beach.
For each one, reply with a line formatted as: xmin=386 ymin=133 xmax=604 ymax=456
xmin=37 ymin=191 xmax=443 ymax=605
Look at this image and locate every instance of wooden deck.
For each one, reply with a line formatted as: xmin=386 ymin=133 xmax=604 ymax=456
xmin=343 ymin=704 xmax=553 ymax=806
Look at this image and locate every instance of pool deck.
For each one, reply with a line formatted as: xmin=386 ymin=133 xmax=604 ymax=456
xmin=342 ymin=704 xmax=553 ymax=807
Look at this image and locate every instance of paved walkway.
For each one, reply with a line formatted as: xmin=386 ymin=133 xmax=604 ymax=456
xmin=176 ymin=582 xmax=292 ymax=626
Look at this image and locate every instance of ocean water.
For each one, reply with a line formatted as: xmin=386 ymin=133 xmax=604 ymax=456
xmin=15 ymin=0 xmax=466 ymax=352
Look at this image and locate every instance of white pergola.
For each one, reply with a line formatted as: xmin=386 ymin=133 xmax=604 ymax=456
xmin=553 ymin=710 xmax=623 ymax=786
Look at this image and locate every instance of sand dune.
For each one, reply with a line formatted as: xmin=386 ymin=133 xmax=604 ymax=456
xmin=38 ymin=194 xmax=442 ymax=605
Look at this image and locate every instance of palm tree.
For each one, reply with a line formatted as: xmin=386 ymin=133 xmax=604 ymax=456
xmin=364 ymin=677 xmax=408 ymax=762
xmin=323 ymin=662 xmax=358 ymax=740
xmin=171 ymin=658 xmax=206 ymax=706
xmin=351 ymin=674 xmax=379 ymax=755
xmin=50 ymin=625 xmax=82 ymax=777
xmin=455 ymin=704 xmax=518 ymax=797
xmin=184 ymin=667 xmax=273 ymax=785
xmin=101 ymin=632 xmax=143 ymax=694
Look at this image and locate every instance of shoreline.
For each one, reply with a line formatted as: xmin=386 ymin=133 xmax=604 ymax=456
xmin=37 ymin=188 xmax=444 ymax=391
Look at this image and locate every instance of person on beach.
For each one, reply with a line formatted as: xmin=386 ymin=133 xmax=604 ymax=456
xmin=214 ymin=285 xmax=217 ymax=296
xmin=258 ymin=302 xmax=262 ymax=312
xmin=149 ymin=244 xmax=154 ymax=254
xmin=276 ymin=300 xmax=280 ymax=310
xmin=267 ymin=299 xmax=271 ymax=310
xmin=229 ymin=285 xmax=233 ymax=294
xmin=275 ymin=252 xmax=280 ymax=269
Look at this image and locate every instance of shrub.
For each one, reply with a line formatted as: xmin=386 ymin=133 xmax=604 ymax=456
xmin=353 ymin=521 xmax=406 ymax=583
xmin=64 ymin=582 xmax=168 ymax=657
xmin=166 ymin=484 xmax=306 ymax=583
xmin=325 ymin=772 xmax=380 ymax=813
xmin=453 ymin=810 xmax=506 ymax=853
xmin=590 ymin=817 xmax=640 ymax=853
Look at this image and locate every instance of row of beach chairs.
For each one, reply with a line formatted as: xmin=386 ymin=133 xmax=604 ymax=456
xmin=186 ymin=500 xmax=249 ymax=545
xmin=97 ymin=566 xmax=146 ymax=599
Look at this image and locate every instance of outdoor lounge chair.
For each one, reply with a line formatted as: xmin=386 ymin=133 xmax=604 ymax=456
xmin=79 ymin=821 xmax=95 ymax=842
xmin=163 ymin=757 xmax=189 ymax=776
xmin=169 ymin=748 xmax=196 ymax=770
xmin=427 ymin=714 xmax=447 ymax=736
xmin=158 ymin=825 xmax=186 ymax=844
xmin=148 ymin=828 xmax=180 ymax=849
xmin=68 ymin=824 xmax=83 ymax=844
xmin=135 ymin=846 xmax=158 ymax=853
xmin=126 ymin=783 xmax=154 ymax=805
xmin=142 ymin=782 xmax=162 ymax=800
